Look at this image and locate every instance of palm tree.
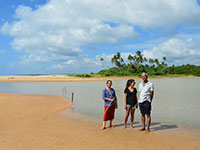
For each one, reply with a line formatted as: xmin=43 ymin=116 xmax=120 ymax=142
xmin=132 ymin=50 xmax=144 ymax=66
xmin=154 ymin=58 xmax=160 ymax=66
xmin=100 ymin=57 xmax=105 ymax=69
xmin=111 ymin=52 xmax=125 ymax=69
xmin=162 ymin=57 xmax=167 ymax=67
xmin=100 ymin=57 xmax=104 ymax=62
xmin=128 ymin=54 xmax=133 ymax=63
xmin=162 ymin=57 xmax=167 ymax=61
xmin=136 ymin=50 xmax=143 ymax=64
xmin=148 ymin=58 xmax=154 ymax=66
xmin=143 ymin=57 xmax=148 ymax=63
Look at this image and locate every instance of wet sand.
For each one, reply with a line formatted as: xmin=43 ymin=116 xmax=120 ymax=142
xmin=0 ymin=92 xmax=199 ymax=150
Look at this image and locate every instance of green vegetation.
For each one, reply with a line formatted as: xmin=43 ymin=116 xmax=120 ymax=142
xmin=68 ymin=74 xmax=93 ymax=78
xmin=98 ymin=51 xmax=200 ymax=77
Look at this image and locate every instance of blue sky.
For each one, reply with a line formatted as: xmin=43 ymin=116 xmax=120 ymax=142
xmin=0 ymin=0 xmax=200 ymax=75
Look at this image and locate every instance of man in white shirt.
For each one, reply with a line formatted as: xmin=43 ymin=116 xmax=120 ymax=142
xmin=138 ymin=72 xmax=154 ymax=133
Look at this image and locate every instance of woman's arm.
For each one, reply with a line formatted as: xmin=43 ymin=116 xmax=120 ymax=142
xmin=105 ymin=98 xmax=114 ymax=102
xmin=115 ymin=99 xmax=118 ymax=109
xmin=135 ymin=94 xmax=138 ymax=108
xmin=102 ymin=89 xmax=114 ymax=102
xmin=124 ymin=93 xmax=127 ymax=109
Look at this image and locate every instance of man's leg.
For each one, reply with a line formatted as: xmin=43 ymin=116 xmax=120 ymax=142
xmin=139 ymin=114 xmax=145 ymax=131
xmin=146 ymin=114 xmax=151 ymax=132
xmin=146 ymin=101 xmax=151 ymax=132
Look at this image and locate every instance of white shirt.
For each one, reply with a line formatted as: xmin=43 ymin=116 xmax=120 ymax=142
xmin=138 ymin=81 xmax=154 ymax=103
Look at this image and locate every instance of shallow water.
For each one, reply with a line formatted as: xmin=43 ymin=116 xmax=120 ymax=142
xmin=0 ymin=78 xmax=199 ymax=128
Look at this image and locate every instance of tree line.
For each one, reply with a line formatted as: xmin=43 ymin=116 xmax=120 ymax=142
xmin=98 ymin=51 xmax=200 ymax=77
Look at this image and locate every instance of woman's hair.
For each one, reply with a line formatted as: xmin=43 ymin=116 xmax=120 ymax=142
xmin=126 ymin=79 xmax=135 ymax=88
xmin=106 ymin=80 xmax=112 ymax=84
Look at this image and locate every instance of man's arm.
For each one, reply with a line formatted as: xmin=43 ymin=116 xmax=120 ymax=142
xmin=150 ymin=83 xmax=154 ymax=103
xmin=150 ymin=91 xmax=154 ymax=103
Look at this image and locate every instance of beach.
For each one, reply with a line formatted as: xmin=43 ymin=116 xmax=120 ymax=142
xmin=0 ymin=92 xmax=199 ymax=150
xmin=0 ymin=75 xmax=198 ymax=82
xmin=1 ymin=0 xmax=200 ymax=149
xmin=0 ymin=75 xmax=140 ymax=82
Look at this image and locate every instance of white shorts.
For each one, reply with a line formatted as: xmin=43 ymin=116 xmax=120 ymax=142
xmin=127 ymin=104 xmax=136 ymax=110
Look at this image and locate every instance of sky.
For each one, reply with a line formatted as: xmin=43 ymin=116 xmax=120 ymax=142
xmin=0 ymin=0 xmax=200 ymax=75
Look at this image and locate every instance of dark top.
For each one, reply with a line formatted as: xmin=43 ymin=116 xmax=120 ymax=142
xmin=124 ymin=87 xmax=137 ymax=106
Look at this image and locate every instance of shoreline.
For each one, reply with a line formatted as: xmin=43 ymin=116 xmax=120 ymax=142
xmin=63 ymin=107 xmax=200 ymax=136
xmin=0 ymin=92 xmax=199 ymax=150
xmin=0 ymin=74 xmax=199 ymax=82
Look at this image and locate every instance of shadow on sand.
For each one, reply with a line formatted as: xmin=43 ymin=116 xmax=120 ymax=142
xmin=114 ymin=122 xmax=178 ymax=131
xmin=150 ymin=123 xmax=178 ymax=131
xmin=114 ymin=122 xmax=140 ymax=128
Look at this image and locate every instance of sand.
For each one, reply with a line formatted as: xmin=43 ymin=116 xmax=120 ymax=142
xmin=0 ymin=75 xmax=140 ymax=82
xmin=0 ymin=75 xmax=198 ymax=82
xmin=0 ymin=92 xmax=199 ymax=150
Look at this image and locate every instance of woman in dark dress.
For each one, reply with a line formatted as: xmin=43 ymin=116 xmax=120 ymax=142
xmin=124 ymin=79 xmax=138 ymax=128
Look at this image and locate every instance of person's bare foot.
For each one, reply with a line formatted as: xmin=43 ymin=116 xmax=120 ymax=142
xmin=145 ymin=129 xmax=150 ymax=133
xmin=101 ymin=126 xmax=106 ymax=130
xmin=124 ymin=124 xmax=127 ymax=128
xmin=109 ymin=124 xmax=114 ymax=128
xmin=139 ymin=128 xmax=145 ymax=131
xmin=130 ymin=123 xmax=133 ymax=128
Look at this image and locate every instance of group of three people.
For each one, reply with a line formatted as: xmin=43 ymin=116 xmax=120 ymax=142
xmin=102 ymin=72 xmax=154 ymax=133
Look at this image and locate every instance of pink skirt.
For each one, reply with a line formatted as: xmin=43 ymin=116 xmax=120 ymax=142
xmin=103 ymin=105 xmax=115 ymax=121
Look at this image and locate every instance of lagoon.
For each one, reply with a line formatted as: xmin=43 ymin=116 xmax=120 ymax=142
xmin=0 ymin=78 xmax=199 ymax=128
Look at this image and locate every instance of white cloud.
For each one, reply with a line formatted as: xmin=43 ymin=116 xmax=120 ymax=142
xmin=1 ymin=0 xmax=200 ymax=73
xmin=0 ymin=50 xmax=5 ymax=54
xmin=64 ymin=59 xmax=76 ymax=65
xmin=49 ymin=52 xmax=136 ymax=73
xmin=52 ymin=64 xmax=64 ymax=70
xmin=0 ymin=0 xmax=139 ymax=65
xmin=48 ymin=55 xmax=102 ymax=73
xmin=143 ymin=38 xmax=200 ymax=65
